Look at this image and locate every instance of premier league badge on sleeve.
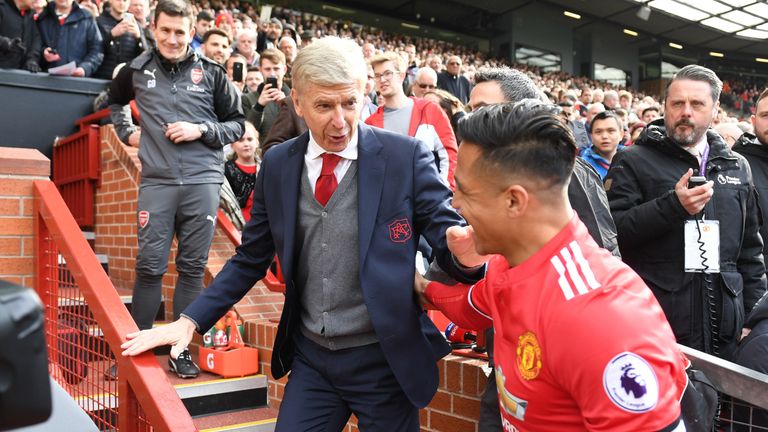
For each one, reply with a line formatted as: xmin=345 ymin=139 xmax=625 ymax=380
xmin=603 ymin=352 xmax=659 ymax=413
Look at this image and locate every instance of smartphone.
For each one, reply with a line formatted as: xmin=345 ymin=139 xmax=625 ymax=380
xmin=123 ymin=12 xmax=134 ymax=23
xmin=688 ymin=176 xmax=707 ymax=189
xmin=233 ymin=62 xmax=244 ymax=82
xmin=266 ymin=77 xmax=278 ymax=89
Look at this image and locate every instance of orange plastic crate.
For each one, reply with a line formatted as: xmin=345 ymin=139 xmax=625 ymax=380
xmin=198 ymin=346 xmax=260 ymax=378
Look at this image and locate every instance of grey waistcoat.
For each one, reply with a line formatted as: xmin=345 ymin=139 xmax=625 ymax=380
xmin=297 ymin=162 xmax=378 ymax=350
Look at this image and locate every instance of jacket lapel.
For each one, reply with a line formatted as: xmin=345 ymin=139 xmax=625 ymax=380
xmin=280 ymin=132 xmax=309 ymax=281
xmin=357 ymin=124 xmax=386 ymax=267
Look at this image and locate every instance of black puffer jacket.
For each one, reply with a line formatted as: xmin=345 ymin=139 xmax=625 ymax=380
xmin=732 ymin=132 xmax=768 ymax=266
xmin=605 ymin=119 xmax=766 ymax=359
xmin=93 ymin=12 xmax=145 ymax=79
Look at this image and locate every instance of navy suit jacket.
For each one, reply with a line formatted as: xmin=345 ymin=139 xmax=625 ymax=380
xmin=184 ymin=123 xmax=481 ymax=407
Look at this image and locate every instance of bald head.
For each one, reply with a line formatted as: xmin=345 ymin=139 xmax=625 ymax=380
xmin=714 ymin=122 xmax=743 ymax=148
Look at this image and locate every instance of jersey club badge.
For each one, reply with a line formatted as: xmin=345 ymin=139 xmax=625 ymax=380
xmin=191 ymin=68 xmax=203 ymax=84
xmin=138 ymin=211 xmax=149 ymax=229
xmin=603 ymin=352 xmax=659 ymax=413
xmin=516 ymin=331 xmax=542 ymax=380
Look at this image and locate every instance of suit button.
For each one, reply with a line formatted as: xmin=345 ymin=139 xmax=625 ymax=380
xmin=321 ymin=211 xmax=328 ymax=217
xmin=322 ymin=243 xmax=328 ymax=249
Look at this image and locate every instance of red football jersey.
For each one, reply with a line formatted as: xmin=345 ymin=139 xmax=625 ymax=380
xmin=426 ymin=216 xmax=687 ymax=431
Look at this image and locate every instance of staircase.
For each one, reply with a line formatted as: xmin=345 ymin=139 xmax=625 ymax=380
xmin=57 ymin=278 xmax=277 ymax=431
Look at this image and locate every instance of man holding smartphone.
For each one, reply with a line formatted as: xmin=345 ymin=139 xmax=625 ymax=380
xmin=242 ymin=48 xmax=289 ymax=140
xmin=605 ymin=65 xmax=766 ymax=361
xmin=94 ymin=0 xmax=145 ymax=79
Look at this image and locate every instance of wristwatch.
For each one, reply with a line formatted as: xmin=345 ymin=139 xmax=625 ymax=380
xmin=198 ymin=123 xmax=209 ymax=138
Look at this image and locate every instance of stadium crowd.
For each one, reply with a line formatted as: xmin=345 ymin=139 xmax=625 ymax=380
xmin=4 ymin=0 xmax=768 ymax=429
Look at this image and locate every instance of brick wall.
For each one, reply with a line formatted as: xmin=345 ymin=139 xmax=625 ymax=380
xmin=247 ymin=320 xmax=485 ymax=432
xmin=94 ymin=126 xmax=282 ymax=322
xmin=0 ymin=147 xmax=50 ymax=289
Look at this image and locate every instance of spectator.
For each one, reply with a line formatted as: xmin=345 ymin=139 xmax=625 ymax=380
xmin=733 ymin=88 xmax=768 ymax=266
xmin=242 ymin=48 xmax=289 ymax=139
xmin=224 ymin=121 xmax=259 ymax=222
xmin=127 ymin=0 xmax=154 ymax=49
xmin=558 ymin=100 xmax=589 ymax=150
xmin=361 ymin=41 xmax=375 ymax=60
xmin=366 ymin=51 xmax=458 ymax=189
xmin=437 ymin=55 xmax=470 ymax=104
xmin=120 ymin=36 xmax=484 ymax=432
xmin=642 ymin=106 xmax=660 ymax=123
xmin=592 ymin=88 xmax=604 ymax=104
xmin=603 ymin=89 xmax=619 ymax=110
xmin=359 ymin=62 xmax=377 ymax=121
xmin=426 ymin=54 xmax=442 ymax=73
xmin=94 ymin=0 xmax=145 ymax=79
xmin=234 ymin=28 xmax=257 ymax=66
xmin=224 ymin=53 xmax=246 ymax=93
xmin=411 ymin=66 xmax=437 ymax=98
xmin=107 ymin=0 xmax=244 ymax=379
xmin=581 ymin=110 xmax=624 ymax=179
xmin=627 ymin=121 xmax=646 ymax=146
xmin=422 ymin=88 xmax=465 ymax=143
xmin=244 ymin=65 xmax=262 ymax=93
xmin=214 ymin=12 xmax=233 ymax=38
xmin=0 ymin=0 xmax=42 ymax=72
xmin=277 ymin=35 xmax=296 ymax=86
xmin=200 ymin=27 xmax=229 ymax=65
xmin=417 ymin=101 xmax=687 ymax=432
xmin=38 ymin=0 xmax=103 ymax=77
xmin=605 ymin=65 xmax=766 ymax=361
xmin=714 ymin=122 xmax=743 ymax=148
xmin=189 ymin=10 xmax=213 ymax=54
xmin=256 ymin=16 xmax=280 ymax=52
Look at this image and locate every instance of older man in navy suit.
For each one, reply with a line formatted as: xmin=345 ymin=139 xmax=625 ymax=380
xmin=121 ymin=36 xmax=485 ymax=431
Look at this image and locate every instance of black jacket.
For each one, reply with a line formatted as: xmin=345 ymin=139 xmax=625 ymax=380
xmin=0 ymin=0 xmax=41 ymax=69
xmin=732 ymin=132 xmax=768 ymax=266
xmin=93 ymin=12 xmax=145 ymax=79
xmin=571 ymin=157 xmax=620 ymax=257
xmin=37 ymin=1 xmax=103 ymax=76
xmin=606 ymin=119 xmax=766 ymax=358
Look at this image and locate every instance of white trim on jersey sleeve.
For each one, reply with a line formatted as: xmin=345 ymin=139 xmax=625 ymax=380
xmin=468 ymin=285 xmax=493 ymax=321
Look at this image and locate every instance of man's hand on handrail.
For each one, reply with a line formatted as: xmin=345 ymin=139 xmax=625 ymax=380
xmin=121 ymin=316 xmax=197 ymax=360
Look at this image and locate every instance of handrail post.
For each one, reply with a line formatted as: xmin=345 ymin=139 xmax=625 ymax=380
xmin=119 ymin=377 xmax=140 ymax=432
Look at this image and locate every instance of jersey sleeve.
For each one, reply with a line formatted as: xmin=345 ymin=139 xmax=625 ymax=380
xmin=425 ymin=280 xmax=493 ymax=331
xmin=547 ymin=284 xmax=685 ymax=431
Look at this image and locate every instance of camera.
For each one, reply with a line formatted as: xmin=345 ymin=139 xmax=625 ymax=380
xmin=688 ymin=176 xmax=707 ymax=189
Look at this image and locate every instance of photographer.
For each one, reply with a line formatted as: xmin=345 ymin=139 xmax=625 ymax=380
xmin=94 ymin=0 xmax=145 ymax=79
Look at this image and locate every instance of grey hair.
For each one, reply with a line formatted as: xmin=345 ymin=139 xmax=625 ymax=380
xmin=474 ymin=67 xmax=548 ymax=103
xmin=291 ymin=36 xmax=366 ymax=92
xmin=668 ymin=64 xmax=723 ymax=103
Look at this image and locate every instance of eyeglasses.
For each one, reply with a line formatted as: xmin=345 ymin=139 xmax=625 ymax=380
xmin=418 ymin=83 xmax=436 ymax=89
xmin=373 ymin=70 xmax=397 ymax=81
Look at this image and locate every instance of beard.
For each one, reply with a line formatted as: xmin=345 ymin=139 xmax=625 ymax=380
xmin=666 ymin=118 xmax=708 ymax=146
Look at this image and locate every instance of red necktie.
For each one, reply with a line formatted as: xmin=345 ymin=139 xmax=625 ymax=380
xmin=315 ymin=153 xmax=342 ymax=206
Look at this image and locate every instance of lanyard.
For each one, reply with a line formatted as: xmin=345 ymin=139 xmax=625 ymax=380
xmin=699 ymin=143 xmax=710 ymax=175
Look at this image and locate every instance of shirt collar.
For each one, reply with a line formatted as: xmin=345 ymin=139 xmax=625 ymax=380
xmin=684 ymin=133 xmax=709 ymax=157
xmin=306 ymin=128 xmax=359 ymax=161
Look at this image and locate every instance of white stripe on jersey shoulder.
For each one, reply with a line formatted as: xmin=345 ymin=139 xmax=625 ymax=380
xmin=550 ymin=240 xmax=602 ymax=301
xmin=468 ymin=285 xmax=493 ymax=321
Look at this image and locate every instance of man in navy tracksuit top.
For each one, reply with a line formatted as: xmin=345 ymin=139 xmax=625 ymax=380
xmin=108 ymin=0 xmax=244 ymax=378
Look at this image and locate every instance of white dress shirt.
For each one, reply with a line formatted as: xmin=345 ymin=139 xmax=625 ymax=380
xmin=304 ymin=130 xmax=359 ymax=192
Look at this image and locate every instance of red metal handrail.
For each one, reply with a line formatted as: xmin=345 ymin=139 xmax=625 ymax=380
xmin=34 ymin=180 xmax=196 ymax=432
xmin=216 ymin=209 xmax=285 ymax=293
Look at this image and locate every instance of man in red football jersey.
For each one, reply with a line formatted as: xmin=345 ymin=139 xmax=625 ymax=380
xmin=416 ymin=101 xmax=688 ymax=431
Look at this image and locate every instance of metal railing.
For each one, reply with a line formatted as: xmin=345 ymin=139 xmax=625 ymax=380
xmin=679 ymin=345 xmax=768 ymax=431
xmin=34 ymin=180 xmax=196 ymax=432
